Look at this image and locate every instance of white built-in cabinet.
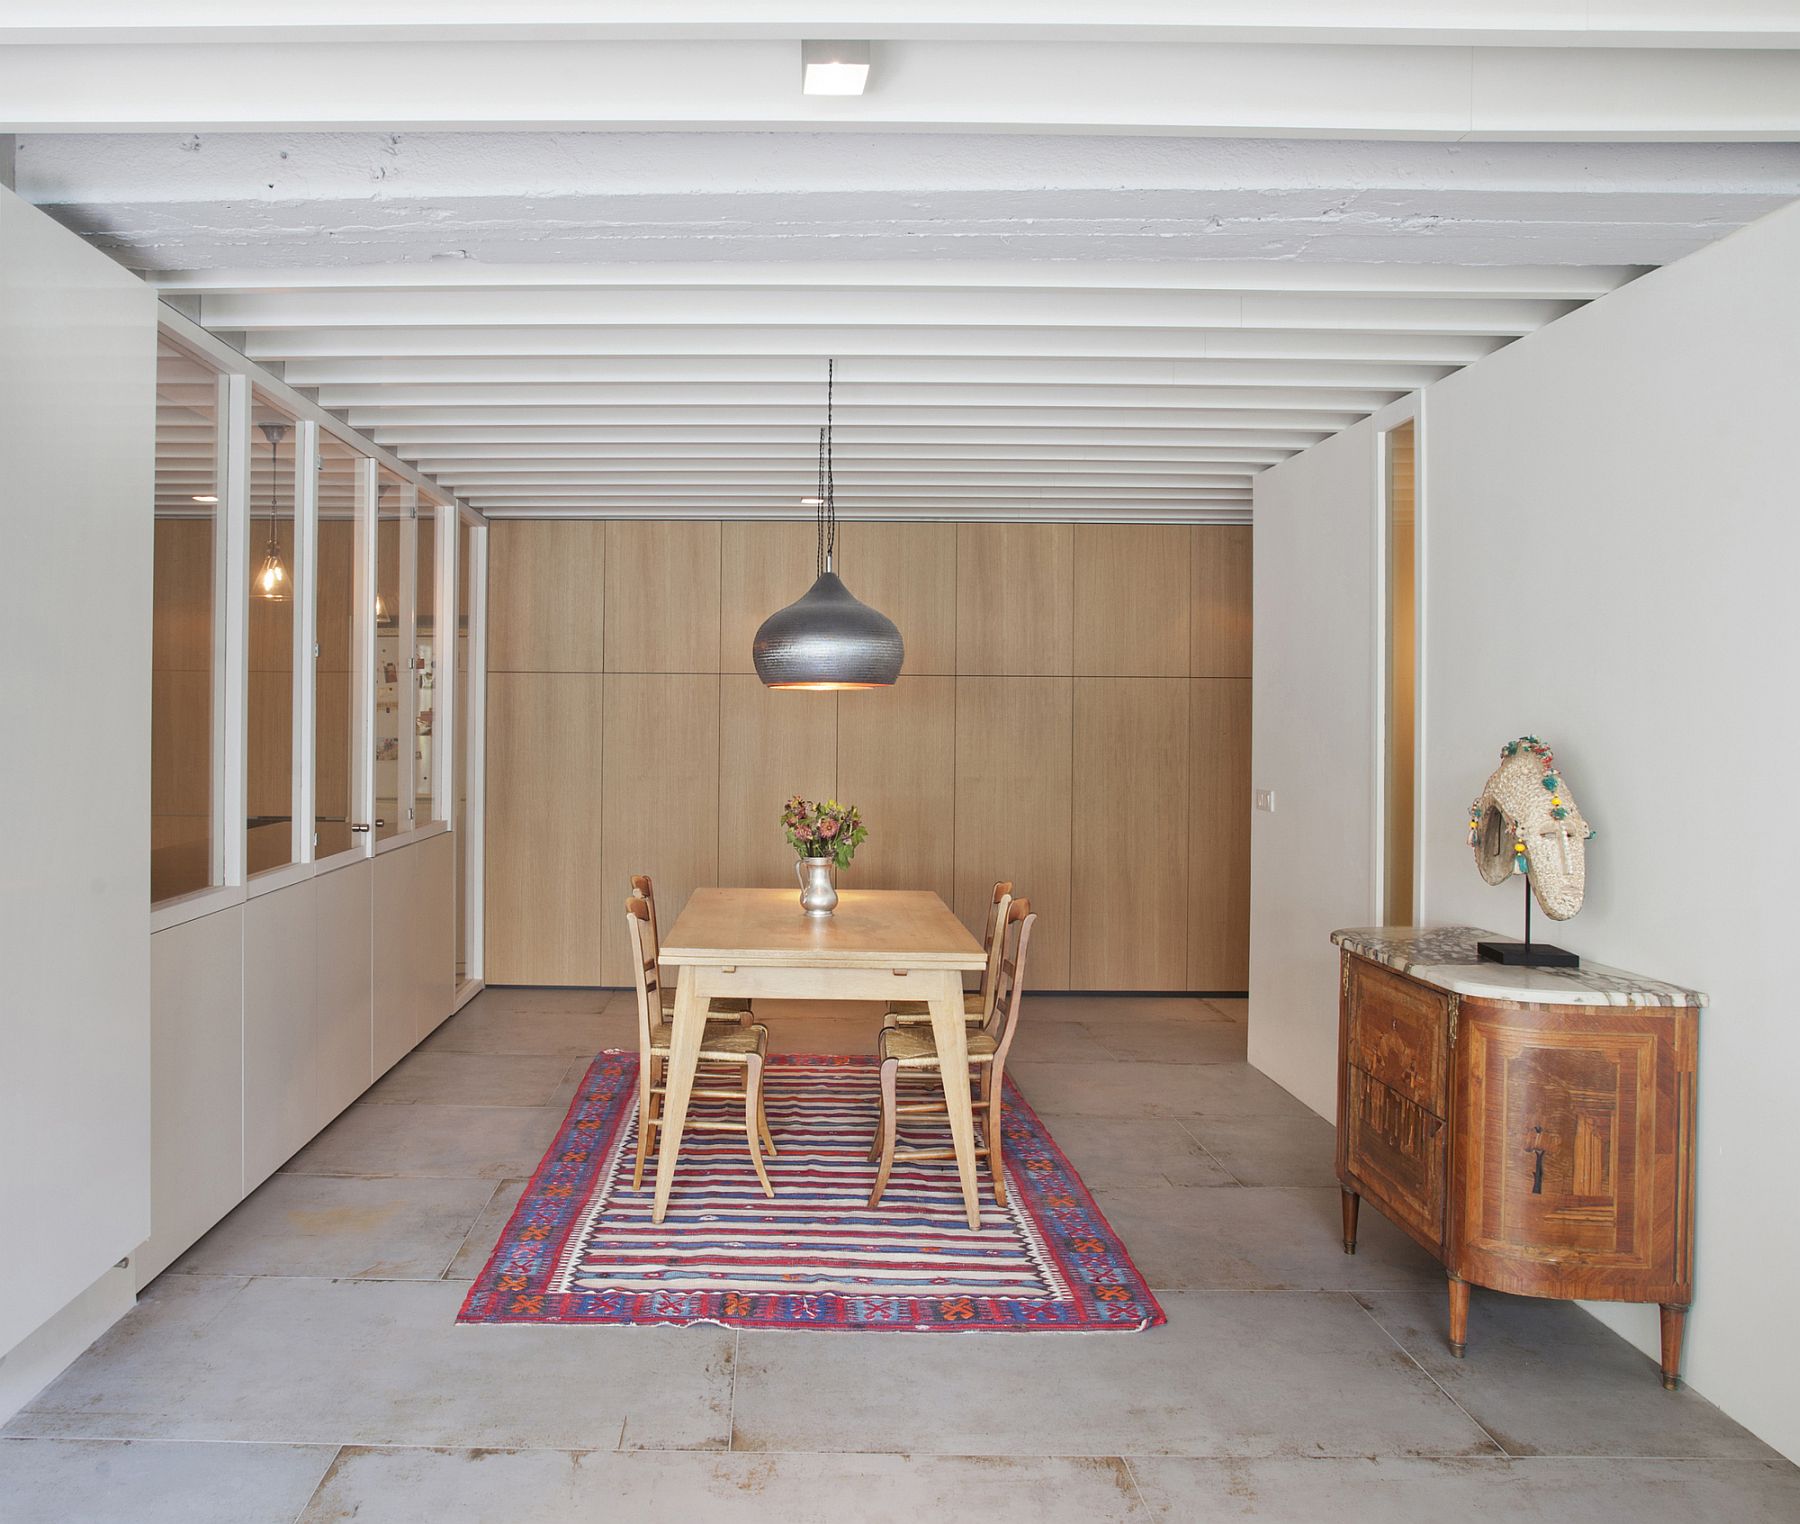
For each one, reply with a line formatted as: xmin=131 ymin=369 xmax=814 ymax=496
xmin=141 ymin=833 xmax=457 ymax=1284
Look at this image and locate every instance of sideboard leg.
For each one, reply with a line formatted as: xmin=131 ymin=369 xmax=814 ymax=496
xmin=1659 ymin=1303 xmax=1688 ymax=1391
xmin=1447 ymin=1276 xmax=1470 ymax=1359
xmin=1340 ymin=1188 xmax=1360 ymax=1254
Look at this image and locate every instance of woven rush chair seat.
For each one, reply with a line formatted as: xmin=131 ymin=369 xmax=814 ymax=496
xmin=886 ymin=992 xmax=986 ymax=1022
xmin=649 ymin=1021 xmax=767 ymax=1061
xmin=878 ymin=1024 xmax=998 ymax=1064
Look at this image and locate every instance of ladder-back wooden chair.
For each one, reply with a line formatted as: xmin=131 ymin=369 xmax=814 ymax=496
xmin=626 ymin=897 xmax=776 ymax=1198
xmin=631 ymin=873 xmax=753 ymax=1030
xmin=867 ymin=898 xmax=1036 ymax=1209
xmin=885 ymin=879 xmax=1012 ymax=1027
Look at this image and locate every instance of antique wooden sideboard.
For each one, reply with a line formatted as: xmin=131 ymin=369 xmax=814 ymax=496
xmin=1331 ymin=927 xmax=1704 ymax=1388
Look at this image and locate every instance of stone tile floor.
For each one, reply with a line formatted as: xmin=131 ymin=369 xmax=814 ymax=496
xmin=4 ymin=990 xmax=1796 ymax=1522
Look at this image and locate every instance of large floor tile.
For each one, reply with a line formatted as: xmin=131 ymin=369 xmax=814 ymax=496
xmin=1183 ymin=1112 xmax=1340 ymax=1188
xmin=363 ymin=1051 xmax=577 ymax=1107
xmin=1040 ymin=1116 xmax=1236 ymax=1190
xmin=7 ymin=1276 xmax=733 ymax=1451
xmin=171 ymin=1174 xmax=500 ymax=1280
xmin=1008 ymin=1020 xmax=1119 ymax=1063
xmin=282 ymin=1102 xmax=562 ymax=1180
xmin=0 ymin=1437 xmax=337 ymax=1524
xmin=1008 ymin=1060 xmax=1312 ymax=1121
xmin=420 ymin=1004 xmax=633 ymax=1057
xmin=1093 ymin=1186 xmax=1440 ymax=1291
xmin=1356 ymin=1289 xmax=1781 ymax=1460
xmin=299 ymin=1446 xmax=1152 ymax=1523
xmin=1035 ymin=995 xmax=1223 ymax=1025
xmin=1090 ymin=1019 xmax=1248 ymax=1064
xmin=732 ymin=1289 xmax=1495 ymax=1459
xmin=1130 ymin=1455 xmax=1800 ymax=1523
xmin=443 ymin=1178 xmax=528 ymax=1281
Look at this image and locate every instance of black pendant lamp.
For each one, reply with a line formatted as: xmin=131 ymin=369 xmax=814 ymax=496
xmin=753 ymin=360 xmax=904 ymax=689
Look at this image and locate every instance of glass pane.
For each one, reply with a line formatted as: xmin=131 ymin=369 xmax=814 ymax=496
xmin=152 ymin=336 xmax=221 ymax=903
xmin=455 ymin=516 xmax=474 ymax=985
xmin=248 ymin=390 xmax=299 ymax=875
xmin=415 ymin=501 xmax=440 ymax=827
xmin=316 ymin=434 xmax=367 ymax=858
xmin=374 ymin=468 xmax=411 ymax=842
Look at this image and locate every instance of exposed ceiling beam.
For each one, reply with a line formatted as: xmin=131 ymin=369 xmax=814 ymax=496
xmin=5 ymin=38 xmax=1799 ymax=138
xmin=348 ymin=405 xmax=1373 ymax=429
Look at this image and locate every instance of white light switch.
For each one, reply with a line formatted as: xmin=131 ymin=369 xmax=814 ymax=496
xmin=1254 ymin=789 xmax=1276 ymax=813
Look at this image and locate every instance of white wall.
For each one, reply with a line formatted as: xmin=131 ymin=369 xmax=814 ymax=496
xmin=0 ymin=187 xmax=156 ymax=1357
xmin=1247 ymin=414 xmax=1381 ymax=1118
xmin=1250 ymin=196 xmax=1800 ymax=1463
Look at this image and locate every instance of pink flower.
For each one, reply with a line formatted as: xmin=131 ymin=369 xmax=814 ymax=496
xmin=818 ymin=816 xmax=840 ymax=838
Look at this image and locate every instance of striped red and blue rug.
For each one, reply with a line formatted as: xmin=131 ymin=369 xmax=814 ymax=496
xmin=459 ymin=1051 xmax=1164 ymax=1333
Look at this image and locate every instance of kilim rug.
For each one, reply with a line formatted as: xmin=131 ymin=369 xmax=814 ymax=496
xmin=458 ymin=1051 xmax=1164 ymax=1332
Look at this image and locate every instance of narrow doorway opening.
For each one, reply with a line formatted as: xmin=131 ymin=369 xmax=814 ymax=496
xmin=1382 ymin=419 xmax=1418 ymax=926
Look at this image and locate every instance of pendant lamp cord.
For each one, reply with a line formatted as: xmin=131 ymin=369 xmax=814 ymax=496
xmin=815 ymin=358 xmax=837 ymax=576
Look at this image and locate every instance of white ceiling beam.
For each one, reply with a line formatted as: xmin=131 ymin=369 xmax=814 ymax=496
xmin=466 ymin=504 xmax=1250 ymax=523
xmin=275 ymin=354 xmax=1463 ymax=389
xmin=406 ymin=446 xmax=1296 ymax=466
xmin=348 ymin=405 xmax=1372 ymax=430
xmin=5 ymin=39 xmax=1799 ymax=139
xmin=367 ymin=425 xmax=1329 ymax=447
xmin=5 ymin=3 xmax=1797 ymax=49
xmin=198 ymin=287 xmax=1575 ymax=334
xmin=322 ymin=383 xmax=1402 ymax=412
xmin=244 ymin=325 xmax=1511 ymax=363
xmin=147 ymin=259 xmax=1643 ymax=301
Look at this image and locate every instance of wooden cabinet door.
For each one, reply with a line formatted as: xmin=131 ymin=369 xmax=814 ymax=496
xmin=1342 ymin=1066 xmax=1447 ymax=1255
xmin=1452 ymin=1005 xmax=1686 ymax=1299
xmin=1346 ymin=957 xmax=1449 ymax=1116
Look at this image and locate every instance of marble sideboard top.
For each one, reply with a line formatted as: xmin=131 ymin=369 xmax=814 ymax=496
xmin=1331 ymin=926 xmax=1709 ymax=1008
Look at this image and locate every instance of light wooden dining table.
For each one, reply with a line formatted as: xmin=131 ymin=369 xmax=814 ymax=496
xmin=657 ymin=887 xmax=990 ymax=1230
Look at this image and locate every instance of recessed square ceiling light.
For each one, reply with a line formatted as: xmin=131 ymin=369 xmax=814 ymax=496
xmin=802 ymin=40 xmax=870 ymax=96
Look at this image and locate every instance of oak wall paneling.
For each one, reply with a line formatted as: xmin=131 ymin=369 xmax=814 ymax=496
xmin=599 ymin=673 xmax=721 ymax=984
xmin=956 ymin=523 xmax=1073 ymax=676
xmin=1190 ymin=677 xmax=1252 ymax=991
xmin=841 ymin=520 xmax=958 ymax=675
xmin=719 ymin=521 xmax=817 ymax=674
xmin=487 ymin=519 xmax=605 ymax=672
xmin=1192 ymin=524 xmax=1254 ymax=678
xmin=836 ymin=675 xmax=957 ymax=906
xmin=604 ymin=520 xmax=720 ymax=674
xmin=1071 ymin=677 xmax=1191 ymax=989
xmin=718 ymin=673 xmax=837 ymax=890
xmin=483 ymin=672 xmax=606 ymax=985
xmin=954 ymin=675 xmax=1073 ymax=988
xmin=1074 ymin=524 xmax=1192 ymax=678
xmin=484 ymin=517 xmax=1252 ymax=994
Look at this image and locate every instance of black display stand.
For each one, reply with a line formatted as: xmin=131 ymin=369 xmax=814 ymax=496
xmin=1477 ymin=875 xmax=1580 ymax=968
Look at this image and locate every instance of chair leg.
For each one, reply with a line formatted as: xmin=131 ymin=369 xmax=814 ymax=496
xmin=632 ymin=1053 xmax=659 ymax=1191
xmin=986 ymin=1080 xmax=1007 ymax=1208
xmin=758 ymin=1088 xmax=778 ymax=1157
xmin=868 ymin=1058 xmax=899 ymax=1207
xmin=867 ymin=1069 xmax=886 ymax=1161
xmin=744 ymin=1055 xmax=775 ymax=1199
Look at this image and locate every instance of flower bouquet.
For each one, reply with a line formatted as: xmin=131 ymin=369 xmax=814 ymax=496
xmin=781 ymin=796 xmax=868 ymax=870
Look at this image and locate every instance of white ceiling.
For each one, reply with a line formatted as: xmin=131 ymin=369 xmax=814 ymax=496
xmin=10 ymin=5 xmax=1800 ymax=521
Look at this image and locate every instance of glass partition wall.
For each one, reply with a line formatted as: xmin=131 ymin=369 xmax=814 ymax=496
xmin=148 ymin=317 xmax=486 ymax=996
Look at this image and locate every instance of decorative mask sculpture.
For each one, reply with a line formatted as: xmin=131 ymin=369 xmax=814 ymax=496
xmin=1468 ymin=737 xmax=1594 ymax=922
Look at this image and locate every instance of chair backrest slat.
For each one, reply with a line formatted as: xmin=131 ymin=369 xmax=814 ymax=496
xmin=630 ymin=873 xmax=662 ymax=970
xmin=624 ymin=895 xmax=662 ymax=1054
xmin=975 ymin=884 xmax=1014 ymax=1019
xmin=986 ymin=897 xmax=1036 ymax=1067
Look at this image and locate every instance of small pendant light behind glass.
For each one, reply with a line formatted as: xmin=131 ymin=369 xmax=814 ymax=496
xmin=254 ymin=420 xmax=291 ymax=602
xmin=753 ymin=360 xmax=904 ymax=689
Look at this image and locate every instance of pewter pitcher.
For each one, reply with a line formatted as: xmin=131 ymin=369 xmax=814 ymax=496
xmin=796 ymin=856 xmax=838 ymax=917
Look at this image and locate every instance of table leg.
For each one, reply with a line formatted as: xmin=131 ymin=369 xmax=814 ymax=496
xmin=926 ymin=969 xmax=982 ymax=1231
xmin=651 ymin=970 xmax=708 ymax=1225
